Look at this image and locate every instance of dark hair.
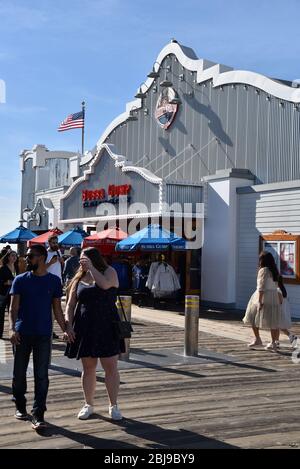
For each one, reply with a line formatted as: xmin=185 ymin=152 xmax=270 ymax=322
xmin=0 ymin=246 xmax=10 ymax=259
xmin=278 ymin=275 xmax=287 ymax=298
xmin=82 ymin=247 xmax=108 ymax=273
xmin=30 ymin=244 xmax=48 ymax=261
xmin=48 ymin=234 xmax=58 ymax=243
xmin=2 ymin=250 xmax=17 ymax=266
xmin=67 ymin=247 xmax=108 ymax=294
xmin=258 ymin=251 xmax=279 ymax=282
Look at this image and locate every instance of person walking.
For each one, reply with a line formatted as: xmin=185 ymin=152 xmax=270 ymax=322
xmin=9 ymin=244 xmax=74 ymax=430
xmin=243 ymin=251 xmax=282 ymax=351
xmin=63 ymin=247 xmax=80 ymax=286
xmin=46 ymin=234 xmax=64 ymax=339
xmin=64 ymin=247 xmax=124 ymax=421
xmin=0 ymin=250 xmax=18 ymax=339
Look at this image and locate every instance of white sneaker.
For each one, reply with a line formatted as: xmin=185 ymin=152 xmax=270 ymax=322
xmin=77 ymin=404 xmax=94 ymax=420
xmin=289 ymin=335 xmax=299 ymax=349
xmin=288 ymin=334 xmax=296 ymax=343
xmin=109 ymin=404 xmax=123 ymax=421
xmin=264 ymin=342 xmax=278 ymax=351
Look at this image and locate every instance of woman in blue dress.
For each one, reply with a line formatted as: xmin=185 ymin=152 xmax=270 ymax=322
xmin=64 ymin=247 xmax=125 ymax=421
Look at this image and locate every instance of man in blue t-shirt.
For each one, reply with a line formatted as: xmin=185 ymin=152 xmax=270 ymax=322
xmin=9 ymin=244 xmax=74 ymax=430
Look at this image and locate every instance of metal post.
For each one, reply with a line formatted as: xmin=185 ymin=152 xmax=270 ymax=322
xmin=117 ymin=295 xmax=132 ymax=361
xmin=184 ymin=295 xmax=199 ymax=356
xmin=81 ymin=101 xmax=85 ymax=155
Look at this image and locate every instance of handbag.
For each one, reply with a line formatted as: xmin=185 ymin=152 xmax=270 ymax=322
xmin=114 ymin=296 xmax=133 ymax=339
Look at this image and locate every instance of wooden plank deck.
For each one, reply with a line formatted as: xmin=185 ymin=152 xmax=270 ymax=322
xmin=1 ymin=316 xmax=300 ymax=449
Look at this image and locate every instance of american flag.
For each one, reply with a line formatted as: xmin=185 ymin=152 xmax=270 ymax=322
xmin=57 ymin=111 xmax=84 ymax=132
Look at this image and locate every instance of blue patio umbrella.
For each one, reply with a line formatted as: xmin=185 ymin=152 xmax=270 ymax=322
xmin=58 ymin=227 xmax=88 ymax=247
xmin=0 ymin=225 xmax=37 ymax=243
xmin=115 ymin=224 xmax=186 ymax=251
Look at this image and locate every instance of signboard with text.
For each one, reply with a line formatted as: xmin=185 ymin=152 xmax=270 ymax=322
xmin=82 ymin=184 xmax=131 ymax=208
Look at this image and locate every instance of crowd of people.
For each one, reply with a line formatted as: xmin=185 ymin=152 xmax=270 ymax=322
xmin=0 ymin=235 xmax=299 ymax=432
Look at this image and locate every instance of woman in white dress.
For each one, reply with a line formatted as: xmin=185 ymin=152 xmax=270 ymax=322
xmin=243 ymin=251 xmax=282 ymax=351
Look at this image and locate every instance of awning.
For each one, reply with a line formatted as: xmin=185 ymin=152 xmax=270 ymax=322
xmin=0 ymin=225 xmax=37 ymax=243
xmin=27 ymin=228 xmax=63 ymax=247
xmin=82 ymin=227 xmax=128 ymax=254
xmin=115 ymin=224 xmax=186 ymax=252
xmin=58 ymin=227 xmax=88 ymax=247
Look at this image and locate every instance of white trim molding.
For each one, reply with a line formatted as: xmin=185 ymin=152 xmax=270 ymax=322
xmin=20 ymin=144 xmax=78 ymax=171
xmin=62 ymin=40 xmax=300 ymax=204
xmin=61 ymin=143 xmax=162 ymax=201
xmin=214 ymin=70 xmax=300 ymax=102
xmin=94 ymin=40 xmax=300 ymax=154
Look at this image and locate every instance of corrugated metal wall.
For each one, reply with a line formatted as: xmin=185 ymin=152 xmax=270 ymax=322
xmin=237 ymin=188 xmax=300 ymax=318
xmin=106 ymin=54 xmax=300 ymax=185
xmin=47 ymin=159 xmax=70 ymax=189
xmin=166 ymin=184 xmax=203 ymax=212
xmin=62 ymin=149 xmax=160 ymax=220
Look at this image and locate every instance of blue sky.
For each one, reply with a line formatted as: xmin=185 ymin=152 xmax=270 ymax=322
xmin=1 ymin=0 xmax=300 ymax=242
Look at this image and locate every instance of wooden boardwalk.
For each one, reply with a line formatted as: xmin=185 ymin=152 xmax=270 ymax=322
xmin=1 ymin=315 xmax=300 ymax=449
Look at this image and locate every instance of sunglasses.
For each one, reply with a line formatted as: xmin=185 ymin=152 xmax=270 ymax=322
xmin=25 ymin=253 xmax=41 ymax=260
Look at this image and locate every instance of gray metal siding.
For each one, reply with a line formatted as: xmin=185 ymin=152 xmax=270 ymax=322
xmin=106 ymin=54 xmax=300 ymax=186
xmin=62 ymin=150 xmax=160 ymax=220
xmin=166 ymin=184 xmax=202 ymax=212
xmin=237 ymin=189 xmax=300 ymax=318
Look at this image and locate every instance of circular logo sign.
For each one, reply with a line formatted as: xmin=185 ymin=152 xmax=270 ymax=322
xmin=155 ymin=87 xmax=179 ymax=130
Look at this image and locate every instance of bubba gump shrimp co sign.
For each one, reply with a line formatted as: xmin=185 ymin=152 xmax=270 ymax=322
xmin=82 ymin=184 xmax=131 ymax=208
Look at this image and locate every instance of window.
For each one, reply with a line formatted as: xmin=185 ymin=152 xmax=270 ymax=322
xmin=260 ymin=231 xmax=300 ymax=284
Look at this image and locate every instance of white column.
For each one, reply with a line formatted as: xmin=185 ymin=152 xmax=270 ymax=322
xmin=201 ymin=170 xmax=254 ymax=307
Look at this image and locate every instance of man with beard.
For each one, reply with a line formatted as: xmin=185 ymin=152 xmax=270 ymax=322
xmin=8 ymin=244 xmax=75 ymax=430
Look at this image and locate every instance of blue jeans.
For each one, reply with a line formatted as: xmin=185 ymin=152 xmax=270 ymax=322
xmin=12 ymin=335 xmax=51 ymax=414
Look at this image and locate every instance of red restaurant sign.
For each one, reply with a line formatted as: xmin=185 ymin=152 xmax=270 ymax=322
xmin=82 ymin=184 xmax=131 ymax=207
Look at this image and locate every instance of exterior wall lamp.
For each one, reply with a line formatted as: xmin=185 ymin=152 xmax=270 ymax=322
xmin=147 ymin=61 xmax=161 ymax=79
xmin=126 ymin=106 xmax=139 ymax=122
xmin=134 ymin=83 xmax=149 ymax=99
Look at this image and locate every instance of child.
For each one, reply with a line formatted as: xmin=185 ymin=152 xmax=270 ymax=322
xmin=277 ymin=276 xmax=298 ymax=348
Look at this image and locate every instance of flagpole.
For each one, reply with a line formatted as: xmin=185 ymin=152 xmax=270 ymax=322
xmin=81 ymin=100 xmax=85 ymax=155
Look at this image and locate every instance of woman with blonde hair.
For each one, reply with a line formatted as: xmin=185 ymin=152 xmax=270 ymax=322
xmin=243 ymin=251 xmax=282 ymax=351
xmin=64 ymin=247 xmax=125 ymax=420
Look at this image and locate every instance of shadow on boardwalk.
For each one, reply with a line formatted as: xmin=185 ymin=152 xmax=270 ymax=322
xmin=38 ymin=416 xmax=238 ymax=449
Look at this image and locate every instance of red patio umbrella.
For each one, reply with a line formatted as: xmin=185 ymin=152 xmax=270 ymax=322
xmin=82 ymin=227 xmax=128 ymax=254
xmin=27 ymin=228 xmax=63 ymax=247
